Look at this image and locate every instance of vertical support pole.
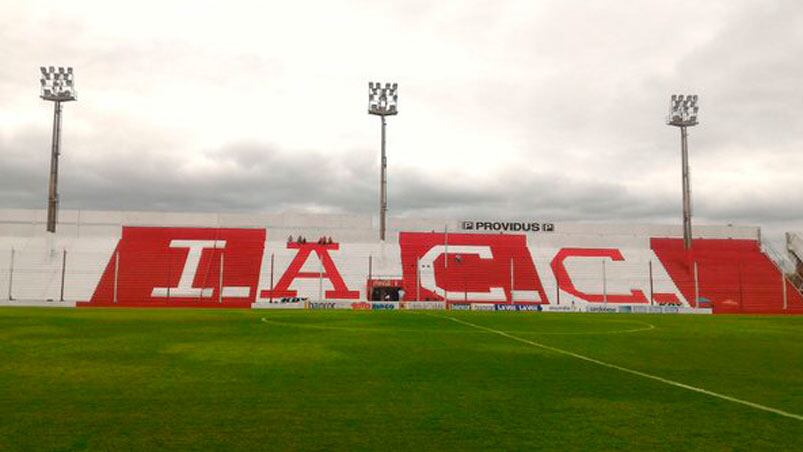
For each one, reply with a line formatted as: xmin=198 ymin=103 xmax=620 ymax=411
xmin=556 ymin=280 xmax=560 ymax=305
xmin=782 ymin=271 xmax=788 ymax=311
xmin=602 ymin=259 xmax=608 ymax=306
xmin=368 ymin=254 xmax=373 ymax=301
xmin=416 ymin=256 xmax=420 ymax=302
xmin=681 ymin=125 xmax=692 ymax=250
xmin=113 ymin=250 xmax=119 ymax=304
xmin=379 ymin=115 xmax=387 ymax=242
xmin=444 ymin=225 xmax=448 ymax=268
xmin=8 ymin=248 xmax=14 ymax=301
xmin=443 ymin=225 xmax=448 ymax=302
xmin=693 ymin=261 xmax=700 ymax=310
xmin=318 ymin=258 xmax=323 ymax=301
xmin=47 ymin=101 xmax=62 ymax=233
xmin=269 ymin=253 xmax=275 ymax=303
xmin=462 ymin=258 xmax=467 ymax=304
xmin=509 ymin=257 xmax=514 ymax=304
xmin=219 ymin=252 xmax=224 ymax=304
xmin=60 ymin=249 xmax=67 ymax=302
xmin=648 ymin=260 xmax=654 ymax=307
xmin=737 ymin=259 xmax=744 ymax=312
xmin=166 ymin=249 xmax=171 ymax=299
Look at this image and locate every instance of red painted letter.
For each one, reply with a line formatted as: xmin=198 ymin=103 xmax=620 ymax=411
xmin=551 ymin=248 xmax=648 ymax=304
xmin=260 ymin=243 xmax=359 ymax=299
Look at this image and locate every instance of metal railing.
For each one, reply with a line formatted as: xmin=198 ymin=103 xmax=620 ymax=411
xmin=0 ymin=246 xmax=795 ymax=312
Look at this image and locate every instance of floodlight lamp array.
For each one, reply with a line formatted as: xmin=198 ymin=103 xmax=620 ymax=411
xmin=368 ymin=82 xmax=398 ymax=116
xmin=667 ymin=94 xmax=698 ymax=127
xmin=40 ymin=66 xmax=76 ymax=102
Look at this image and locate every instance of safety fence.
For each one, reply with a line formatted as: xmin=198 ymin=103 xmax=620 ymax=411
xmin=1 ymin=244 xmax=800 ymax=314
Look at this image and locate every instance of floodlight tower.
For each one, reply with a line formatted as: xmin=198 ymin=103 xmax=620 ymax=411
xmin=39 ymin=66 xmax=77 ymax=233
xmin=667 ymin=94 xmax=699 ymax=250
xmin=368 ymin=82 xmax=398 ymax=241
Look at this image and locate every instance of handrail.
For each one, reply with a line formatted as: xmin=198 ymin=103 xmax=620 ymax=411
xmin=761 ymin=238 xmax=803 ymax=294
xmin=786 ymin=233 xmax=803 ymax=266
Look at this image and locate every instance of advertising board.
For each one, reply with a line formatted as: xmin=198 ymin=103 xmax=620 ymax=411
xmin=586 ymin=305 xmax=618 ymax=313
xmin=494 ymin=304 xmax=543 ymax=312
xmin=308 ymin=302 xmax=337 ymax=310
xmin=404 ymin=301 xmax=446 ymax=310
xmin=541 ymin=305 xmax=574 ymax=312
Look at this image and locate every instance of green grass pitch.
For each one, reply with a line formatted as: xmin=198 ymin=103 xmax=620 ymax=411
xmin=0 ymin=308 xmax=801 ymax=450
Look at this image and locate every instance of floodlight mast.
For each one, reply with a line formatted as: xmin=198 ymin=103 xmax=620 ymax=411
xmin=368 ymin=82 xmax=398 ymax=241
xmin=39 ymin=66 xmax=77 ymax=233
xmin=667 ymin=94 xmax=699 ymax=250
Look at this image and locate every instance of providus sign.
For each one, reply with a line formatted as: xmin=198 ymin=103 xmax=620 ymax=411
xmin=460 ymin=221 xmax=554 ymax=232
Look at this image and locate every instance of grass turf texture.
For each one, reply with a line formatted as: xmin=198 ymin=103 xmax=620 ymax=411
xmin=0 ymin=309 xmax=801 ymax=451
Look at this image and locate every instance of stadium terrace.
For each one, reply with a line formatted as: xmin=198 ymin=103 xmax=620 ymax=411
xmin=1 ymin=209 xmax=801 ymax=314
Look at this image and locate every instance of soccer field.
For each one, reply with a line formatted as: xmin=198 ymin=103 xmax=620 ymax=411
xmin=0 ymin=309 xmax=801 ymax=450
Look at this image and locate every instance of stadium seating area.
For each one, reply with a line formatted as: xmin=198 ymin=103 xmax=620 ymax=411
xmin=652 ymin=238 xmax=803 ymax=314
xmin=0 ymin=208 xmax=801 ymax=314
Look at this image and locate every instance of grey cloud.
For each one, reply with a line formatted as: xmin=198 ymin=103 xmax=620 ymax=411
xmin=0 ymin=127 xmax=798 ymax=236
xmin=2 ymin=125 xmax=668 ymax=222
xmin=655 ymin=1 xmax=803 ymax=154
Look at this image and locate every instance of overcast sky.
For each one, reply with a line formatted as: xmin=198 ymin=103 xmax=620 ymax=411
xmin=1 ymin=0 xmax=802 ymax=244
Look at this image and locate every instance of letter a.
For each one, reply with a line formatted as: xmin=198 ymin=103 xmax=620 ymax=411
xmin=260 ymin=242 xmax=359 ymax=299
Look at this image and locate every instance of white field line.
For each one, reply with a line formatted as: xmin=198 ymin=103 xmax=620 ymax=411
xmin=260 ymin=317 xmax=655 ymax=336
xmin=441 ymin=315 xmax=803 ymax=422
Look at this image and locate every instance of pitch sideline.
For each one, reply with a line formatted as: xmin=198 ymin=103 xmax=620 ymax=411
xmin=439 ymin=314 xmax=803 ymax=422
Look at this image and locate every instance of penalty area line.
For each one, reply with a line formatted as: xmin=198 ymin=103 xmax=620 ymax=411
xmin=442 ymin=315 xmax=803 ymax=422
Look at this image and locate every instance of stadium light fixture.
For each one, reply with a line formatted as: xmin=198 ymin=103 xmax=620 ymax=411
xmin=39 ymin=66 xmax=77 ymax=233
xmin=667 ymin=94 xmax=699 ymax=250
xmin=367 ymin=82 xmax=399 ymax=241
